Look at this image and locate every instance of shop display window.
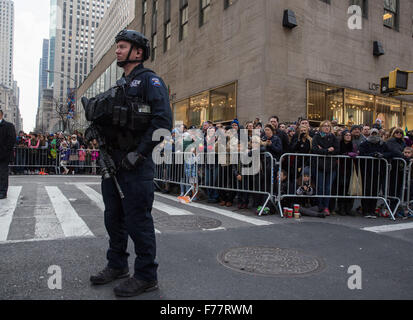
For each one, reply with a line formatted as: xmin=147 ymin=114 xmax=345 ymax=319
xmin=172 ymin=82 xmax=237 ymax=127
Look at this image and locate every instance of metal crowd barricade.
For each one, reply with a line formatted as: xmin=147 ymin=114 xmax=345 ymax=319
xmin=59 ymin=148 xmax=101 ymax=174
xmin=275 ymin=153 xmax=396 ymax=220
xmin=154 ymin=151 xmax=196 ymax=197
xmin=9 ymin=147 xmax=101 ymax=175
xmin=9 ymin=147 xmax=58 ymax=173
xmin=387 ymin=158 xmax=408 ymax=217
xmin=197 ymin=152 xmax=276 ymax=216
xmin=153 ymin=151 xmax=276 ymax=216
xmin=407 ymin=160 xmax=413 ymax=215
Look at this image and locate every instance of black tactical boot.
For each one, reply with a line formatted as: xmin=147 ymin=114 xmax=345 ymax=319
xmin=90 ymin=267 xmax=129 ymax=285
xmin=114 ymin=277 xmax=158 ymax=297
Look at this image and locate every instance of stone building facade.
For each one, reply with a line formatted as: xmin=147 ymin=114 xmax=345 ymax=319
xmin=76 ymin=0 xmax=413 ymax=131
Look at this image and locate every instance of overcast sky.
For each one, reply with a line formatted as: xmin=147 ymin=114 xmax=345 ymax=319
xmin=14 ymin=0 xmax=50 ymax=132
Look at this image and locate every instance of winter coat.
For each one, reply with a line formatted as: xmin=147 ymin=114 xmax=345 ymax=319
xmin=260 ymin=135 xmax=283 ymax=160
xmin=311 ymin=133 xmax=339 ymax=171
xmin=0 ymin=119 xmax=16 ymax=162
xmin=383 ymin=137 xmax=406 ymax=159
xmin=359 ymin=139 xmax=386 ymax=157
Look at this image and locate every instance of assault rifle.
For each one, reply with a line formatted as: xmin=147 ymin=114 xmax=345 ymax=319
xmin=82 ymin=97 xmax=125 ymax=199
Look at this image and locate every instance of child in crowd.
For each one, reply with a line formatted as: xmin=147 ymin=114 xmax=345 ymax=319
xmin=179 ymin=146 xmax=199 ymax=203
xmin=59 ymin=141 xmax=70 ymax=175
xmin=277 ymin=169 xmax=292 ymax=209
xmin=403 ymin=147 xmax=413 ymax=160
xmin=295 ymin=167 xmax=315 ymax=208
xmin=78 ymin=145 xmax=86 ymax=174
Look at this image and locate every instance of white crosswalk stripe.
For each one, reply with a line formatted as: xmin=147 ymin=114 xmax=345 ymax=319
xmin=363 ymin=223 xmax=413 ymax=233
xmin=74 ymin=183 xmax=162 ymax=234
xmin=45 ymin=186 xmax=94 ymax=238
xmin=156 ymin=193 xmax=274 ymax=226
xmin=0 ymin=186 xmax=22 ymax=242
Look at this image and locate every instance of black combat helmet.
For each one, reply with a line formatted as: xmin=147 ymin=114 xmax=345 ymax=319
xmin=115 ymin=29 xmax=150 ymax=66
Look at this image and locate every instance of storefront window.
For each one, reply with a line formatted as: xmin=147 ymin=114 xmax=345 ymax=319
xmin=172 ymin=82 xmax=237 ymax=127
xmin=189 ymin=91 xmax=209 ymax=127
xmin=376 ymin=96 xmax=402 ymax=129
xmin=173 ymin=99 xmax=189 ymax=126
xmin=307 ymin=80 xmax=409 ymax=129
xmin=210 ymin=83 xmax=236 ymax=124
xmin=403 ymin=101 xmax=413 ymax=131
xmin=344 ymin=89 xmax=374 ymax=127
xmin=307 ymin=81 xmax=343 ymax=123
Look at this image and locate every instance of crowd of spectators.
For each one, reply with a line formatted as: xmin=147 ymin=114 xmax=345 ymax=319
xmin=158 ymin=116 xmax=413 ymax=220
xmin=9 ymin=115 xmax=413 ymax=220
xmin=11 ymin=130 xmax=100 ymax=175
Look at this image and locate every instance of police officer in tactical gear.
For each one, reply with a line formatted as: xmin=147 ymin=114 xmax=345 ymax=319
xmin=87 ymin=29 xmax=172 ymax=297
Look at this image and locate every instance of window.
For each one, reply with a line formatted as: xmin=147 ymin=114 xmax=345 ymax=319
xmin=164 ymin=0 xmax=171 ymax=52
xmin=350 ymin=0 xmax=368 ymax=18
xmin=151 ymin=0 xmax=158 ymax=61
xmin=179 ymin=0 xmax=188 ymax=41
xmin=384 ymin=0 xmax=399 ymax=30
xmin=224 ymin=0 xmax=235 ymax=9
xmin=307 ymin=80 xmax=403 ymax=129
xmin=164 ymin=21 xmax=171 ymax=52
xmin=172 ymin=82 xmax=237 ymax=127
xmin=151 ymin=33 xmax=158 ymax=61
xmin=200 ymin=0 xmax=211 ymax=27
xmin=141 ymin=0 xmax=147 ymax=35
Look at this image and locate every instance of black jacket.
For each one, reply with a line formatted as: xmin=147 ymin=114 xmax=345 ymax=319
xmin=311 ymin=133 xmax=339 ymax=156
xmin=275 ymin=129 xmax=290 ymax=154
xmin=261 ymin=135 xmax=283 ymax=160
xmin=311 ymin=133 xmax=339 ymax=171
xmin=383 ymin=137 xmax=406 ymax=159
xmin=0 ymin=119 xmax=16 ymax=162
xmin=359 ymin=139 xmax=386 ymax=157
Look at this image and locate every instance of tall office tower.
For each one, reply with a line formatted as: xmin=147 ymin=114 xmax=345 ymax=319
xmin=0 ymin=0 xmax=14 ymax=88
xmin=49 ymin=0 xmax=111 ymax=103
xmin=48 ymin=0 xmax=112 ymax=132
xmin=38 ymin=39 xmax=50 ymax=107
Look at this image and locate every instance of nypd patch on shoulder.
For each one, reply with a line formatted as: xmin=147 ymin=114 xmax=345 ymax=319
xmin=151 ymin=78 xmax=161 ymax=87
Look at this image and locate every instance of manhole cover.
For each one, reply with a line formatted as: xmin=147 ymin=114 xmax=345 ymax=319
xmin=218 ymin=247 xmax=324 ymax=277
xmin=154 ymin=216 xmax=222 ymax=232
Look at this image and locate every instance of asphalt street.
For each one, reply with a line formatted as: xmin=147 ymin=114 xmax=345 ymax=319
xmin=1 ymin=175 xmax=413 ymax=300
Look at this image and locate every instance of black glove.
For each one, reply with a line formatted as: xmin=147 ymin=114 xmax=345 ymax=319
xmin=374 ymin=152 xmax=384 ymax=159
xmin=122 ymin=152 xmax=146 ymax=170
xmin=299 ymin=133 xmax=306 ymax=140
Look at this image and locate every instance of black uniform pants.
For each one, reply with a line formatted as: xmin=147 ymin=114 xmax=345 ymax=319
xmin=0 ymin=160 xmax=9 ymax=195
xmin=101 ymin=169 xmax=158 ymax=282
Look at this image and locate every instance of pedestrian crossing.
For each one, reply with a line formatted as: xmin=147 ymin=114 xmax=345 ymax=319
xmin=0 ymin=183 xmax=274 ymax=244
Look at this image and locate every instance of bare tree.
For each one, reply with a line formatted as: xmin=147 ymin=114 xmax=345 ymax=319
xmin=53 ymin=98 xmax=71 ymax=133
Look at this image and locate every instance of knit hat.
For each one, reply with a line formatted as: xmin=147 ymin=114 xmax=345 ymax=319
xmin=370 ymin=128 xmax=379 ymax=135
xmin=341 ymin=129 xmax=350 ymax=137
xmin=231 ymin=119 xmax=239 ymax=126
xmin=302 ymin=167 xmax=311 ymax=176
